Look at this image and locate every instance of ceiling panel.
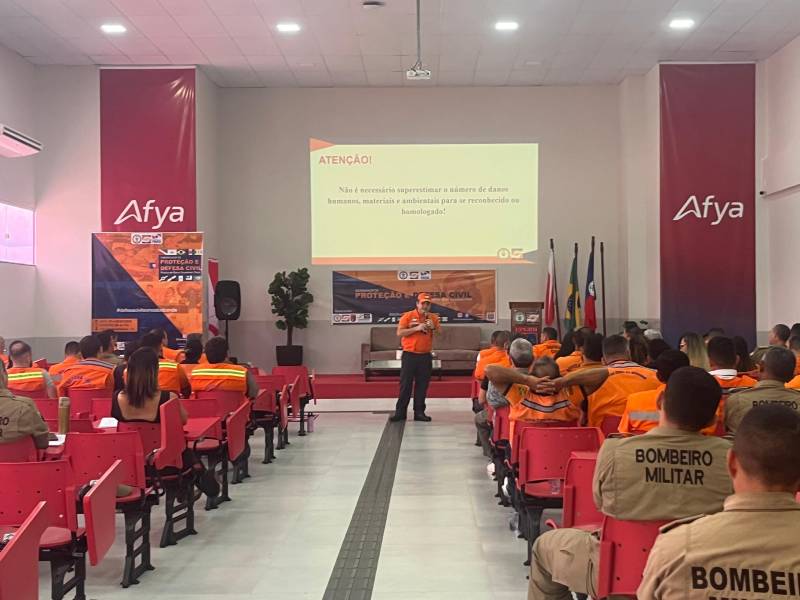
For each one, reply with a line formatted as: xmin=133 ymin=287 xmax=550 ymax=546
xmin=2 ymin=0 xmax=800 ymax=86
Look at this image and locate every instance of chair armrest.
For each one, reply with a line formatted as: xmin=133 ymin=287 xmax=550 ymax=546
xmin=360 ymin=343 xmax=371 ymax=369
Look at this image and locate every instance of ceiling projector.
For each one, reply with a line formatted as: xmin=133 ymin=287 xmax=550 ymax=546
xmin=406 ymin=67 xmax=432 ymax=80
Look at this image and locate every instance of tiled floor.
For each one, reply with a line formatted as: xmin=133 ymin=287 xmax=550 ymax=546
xmin=38 ymin=398 xmax=528 ymax=599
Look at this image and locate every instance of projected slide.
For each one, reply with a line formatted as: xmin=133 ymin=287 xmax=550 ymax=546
xmin=310 ymin=139 xmax=538 ymax=265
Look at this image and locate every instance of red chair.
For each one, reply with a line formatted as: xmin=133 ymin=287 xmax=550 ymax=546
xmin=45 ymin=418 xmax=97 ymax=433
xmin=91 ymin=397 xmax=112 ymax=419
xmin=33 ymin=358 xmax=50 ymax=370
xmin=252 ymin=375 xmax=285 ymax=463
xmin=0 ymin=501 xmax=49 ymax=600
xmin=490 ymin=406 xmax=511 ymax=505
xmin=600 ymin=415 xmax=623 ymax=438
xmin=0 ymin=437 xmax=38 ymax=462
xmin=272 ymin=366 xmax=315 ymax=435
xmin=185 ymin=398 xmax=231 ymax=510
xmin=193 ymin=390 xmax=245 ymax=414
xmin=517 ymin=427 xmax=603 ymax=565
xmin=8 ymin=387 xmax=50 ymax=399
xmin=546 ymin=451 xmax=601 ymax=530
xmin=0 ymin=460 xmax=120 ymax=600
xmin=34 ymin=398 xmax=59 ymax=420
xmin=66 ymin=388 xmax=108 ymax=416
xmin=277 ymin=384 xmax=290 ymax=450
xmin=64 ymin=432 xmax=156 ymax=587
xmin=596 ymin=516 xmax=669 ymax=598
xmin=226 ymin=402 xmax=251 ymax=485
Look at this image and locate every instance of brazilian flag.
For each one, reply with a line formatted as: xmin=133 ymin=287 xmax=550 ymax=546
xmin=564 ymin=247 xmax=582 ymax=331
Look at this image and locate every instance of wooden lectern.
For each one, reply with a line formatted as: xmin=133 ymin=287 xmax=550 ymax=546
xmin=509 ymin=302 xmax=545 ymax=344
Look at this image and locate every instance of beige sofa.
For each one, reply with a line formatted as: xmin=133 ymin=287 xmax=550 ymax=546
xmin=361 ymin=326 xmax=484 ymax=373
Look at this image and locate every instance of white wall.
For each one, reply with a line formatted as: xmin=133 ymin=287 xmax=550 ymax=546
xmin=217 ymin=86 xmax=624 ymax=372
xmin=0 ymin=44 xmax=37 ymax=340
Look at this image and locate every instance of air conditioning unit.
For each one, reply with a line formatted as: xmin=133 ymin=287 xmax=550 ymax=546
xmin=0 ymin=125 xmax=42 ymax=158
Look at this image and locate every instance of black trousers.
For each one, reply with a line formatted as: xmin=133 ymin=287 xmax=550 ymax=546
xmin=395 ymin=351 xmax=432 ymax=416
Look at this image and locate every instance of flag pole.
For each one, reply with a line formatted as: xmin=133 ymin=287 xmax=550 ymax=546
xmin=574 ymin=241 xmax=579 ymax=330
xmin=550 ymin=238 xmax=562 ymax=339
xmin=600 ymin=240 xmax=607 ymax=336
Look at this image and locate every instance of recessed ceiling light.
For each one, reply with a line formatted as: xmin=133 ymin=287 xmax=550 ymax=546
xmin=276 ymin=22 xmax=301 ymax=33
xmin=100 ymin=23 xmax=126 ymax=34
xmin=669 ymin=18 xmax=695 ymax=30
xmin=495 ymin=21 xmax=519 ymax=31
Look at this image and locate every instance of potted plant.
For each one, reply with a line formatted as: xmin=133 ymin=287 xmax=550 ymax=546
xmin=268 ymin=268 xmax=314 ymax=366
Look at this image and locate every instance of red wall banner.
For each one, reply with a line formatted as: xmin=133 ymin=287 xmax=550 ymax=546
xmin=660 ymin=64 xmax=756 ymax=346
xmin=100 ymin=68 xmax=197 ymax=232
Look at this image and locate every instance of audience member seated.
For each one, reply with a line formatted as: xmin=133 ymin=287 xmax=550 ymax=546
xmin=546 ymin=335 xmax=659 ymax=428
xmin=97 ymin=329 xmax=122 ymax=365
xmin=113 ymin=341 xmax=139 ymax=394
xmin=638 ymin=404 xmax=800 ymax=599
xmin=751 ymin=323 xmax=791 ymax=364
xmin=732 ymin=335 xmax=756 ymax=374
xmin=629 ymin=333 xmax=649 ymax=366
xmin=619 ymin=350 xmax=688 ymax=434
xmin=48 ymin=341 xmax=80 ymax=383
xmin=139 ymin=332 xmax=191 ymax=397
xmin=151 ymin=328 xmax=185 ymax=363
xmin=58 ymin=335 xmax=115 ymax=397
xmin=6 ymin=340 xmax=57 ymax=398
xmin=0 ymin=360 xmax=49 ymax=449
xmin=181 ymin=338 xmax=204 ymax=365
xmin=529 ymin=367 xmax=733 ymax=600
xmin=555 ymin=328 xmax=588 ymax=375
xmin=645 ymin=337 xmax=670 ymax=369
xmin=533 ymin=327 xmax=561 ymax=359
xmin=622 ymin=321 xmax=642 ymax=340
xmin=114 ymin=347 xmax=218 ymax=498
xmin=725 ymin=347 xmax=800 ymax=434
xmin=707 ymin=335 xmax=757 ymax=393
xmin=703 ymin=327 xmax=725 ymax=345
xmin=189 ymin=336 xmax=257 ymax=399
xmin=473 ymin=330 xmax=511 ymax=459
xmin=577 ymin=333 xmax=604 ymax=370
xmin=486 ymin=352 xmax=582 ymax=442
xmin=789 ymin=335 xmax=800 ymax=377
xmin=0 ymin=336 xmax=6 ymax=366
xmin=679 ymin=331 xmax=709 ymax=370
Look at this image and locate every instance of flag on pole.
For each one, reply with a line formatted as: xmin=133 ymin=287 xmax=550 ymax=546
xmin=207 ymin=258 xmax=220 ymax=337
xmin=564 ymin=245 xmax=582 ymax=331
xmin=584 ymin=237 xmax=597 ymax=330
xmin=544 ymin=245 xmax=556 ymax=326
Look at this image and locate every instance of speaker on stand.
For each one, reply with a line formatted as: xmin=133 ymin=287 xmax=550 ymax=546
xmin=214 ymin=280 xmax=241 ymax=344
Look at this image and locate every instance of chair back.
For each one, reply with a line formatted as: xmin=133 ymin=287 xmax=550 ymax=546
xmin=153 ymin=399 xmax=186 ymax=471
xmin=226 ymin=402 xmax=249 ymax=462
xmin=253 ymin=375 xmax=285 ymax=412
xmin=117 ymin=421 xmax=161 ymax=456
xmin=278 ymin=384 xmax=289 ymax=430
xmin=82 ymin=460 xmax=122 ymax=566
xmin=91 ymin=398 xmax=112 ymax=419
xmin=519 ymin=427 xmax=602 ymax=486
xmin=66 ymin=389 xmax=106 ymax=415
xmin=596 ymin=516 xmax=668 ymax=598
xmin=64 ymin=431 xmax=146 ymax=489
xmin=45 ymin=418 xmax=96 ymax=433
xmin=600 ymin=415 xmax=623 ymax=438
xmin=8 ymin=387 xmax=49 ymax=399
xmin=183 ymin=398 xmax=224 ymax=419
xmin=272 ymin=366 xmax=310 ymax=398
xmin=33 ymin=358 xmax=49 ymax=370
xmin=287 ymin=375 xmax=302 ymax=415
xmin=194 ymin=390 xmax=244 ymax=414
xmin=0 ymin=437 xmax=38 ymax=462
xmin=562 ymin=452 xmax=602 ymax=529
xmin=34 ymin=398 xmax=59 ymax=420
xmin=491 ymin=405 xmax=510 ymax=443
xmin=0 ymin=460 xmax=77 ymax=530
xmin=0 ymin=501 xmax=49 ymax=600
xmin=511 ymin=420 xmax=578 ymax=465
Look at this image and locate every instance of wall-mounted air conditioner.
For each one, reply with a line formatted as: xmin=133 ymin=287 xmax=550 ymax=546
xmin=0 ymin=124 xmax=42 ymax=158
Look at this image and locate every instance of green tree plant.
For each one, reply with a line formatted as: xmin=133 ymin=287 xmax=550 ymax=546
xmin=268 ymin=268 xmax=314 ymax=346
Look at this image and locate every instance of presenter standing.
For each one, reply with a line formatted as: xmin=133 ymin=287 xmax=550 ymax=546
xmin=390 ymin=293 xmax=440 ymax=422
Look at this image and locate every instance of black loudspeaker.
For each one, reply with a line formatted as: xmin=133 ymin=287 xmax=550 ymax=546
xmin=214 ymin=280 xmax=241 ymax=321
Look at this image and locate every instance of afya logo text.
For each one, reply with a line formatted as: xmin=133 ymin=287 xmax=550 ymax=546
xmin=114 ymin=199 xmax=185 ymax=230
xmin=672 ymin=195 xmax=744 ymax=226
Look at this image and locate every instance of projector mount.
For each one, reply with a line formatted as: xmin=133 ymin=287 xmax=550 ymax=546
xmin=406 ymin=0 xmax=431 ymax=80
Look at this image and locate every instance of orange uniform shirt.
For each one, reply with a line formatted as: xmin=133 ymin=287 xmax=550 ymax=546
xmin=189 ymin=362 xmax=248 ymax=393
xmin=158 ymin=359 xmax=190 ymax=395
xmin=6 ymin=367 xmax=48 ymax=393
xmin=506 ymin=383 xmax=582 ymax=442
xmin=795 ymin=355 xmax=800 ymax=376
xmin=398 ymin=309 xmax=441 ymax=354
xmin=587 ymin=361 xmax=659 ymax=428
xmin=618 ymin=384 xmax=665 ymax=434
xmin=709 ymin=370 xmax=757 ymax=434
xmin=49 ymin=355 xmax=79 ymax=383
xmin=533 ymin=340 xmax=561 ymax=359
xmin=57 ymin=359 xmax=114 ymax=396
xmin=162 ymin=346 xmax=185 ymax=363
xmin=788 ymin=375 xmax=800 ymax=390
xmin=474 ymin=347 xmax=511 ymax=380
xmin=556 ymin=351 xmax=583 ymax=375
xmin=0 ymin=353 xmax=8 ymax=366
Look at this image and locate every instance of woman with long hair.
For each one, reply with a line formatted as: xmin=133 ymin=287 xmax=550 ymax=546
xmin=629 ymin=334 xmax=649 ymax=366
xmin=679 ymin=332 xmax=710 ymax=370
xmin=732 ymin=335 xmax=756 ymax=373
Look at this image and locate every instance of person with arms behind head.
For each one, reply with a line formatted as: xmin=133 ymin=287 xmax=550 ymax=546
xmin=533 ymin=327 xmax=561 ymax=359
xmin=49 ymin=341 xmax=80 ymax=384
xmin=639 ymin=404 xmax=800 ymax=600
xmin=679 ymin=332 xmax=709 ymax=370
xmin=529 ymin=367 xmax=732 ymax=600
xmin=725 ymin=347 xmax=800 ymax=434
xmin=6 ymin=340 xmax=57 ymax=398
xmin=0 ymin=360 xmax=49 ymax=449
xmin=390 ymin=293 xmax=440 ymax=422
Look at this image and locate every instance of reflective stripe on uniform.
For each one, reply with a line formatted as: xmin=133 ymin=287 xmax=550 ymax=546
xmin=520 ymin=398 xmax=574 ymax=413
xmin=7 ymin=371 xmax=44 ymax=381
xmin=158 ymin=362 xmax=178 ymax=370
xmin=191 ymin=369 xmax=246 ymax=378
xmin=628 ymin=410 xmax=660 ymax=421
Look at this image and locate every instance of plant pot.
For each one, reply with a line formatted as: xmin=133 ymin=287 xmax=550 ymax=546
xmin=276 ymin=345 xmax=303 ymax=366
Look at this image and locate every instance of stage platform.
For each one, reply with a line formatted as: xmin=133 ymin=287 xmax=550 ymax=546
xmin=313 ymin=373 xmax=474 ymax=399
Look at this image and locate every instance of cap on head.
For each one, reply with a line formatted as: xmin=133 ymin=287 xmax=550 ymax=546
xmin=417 ymin=293 xmax=431 ymax=304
